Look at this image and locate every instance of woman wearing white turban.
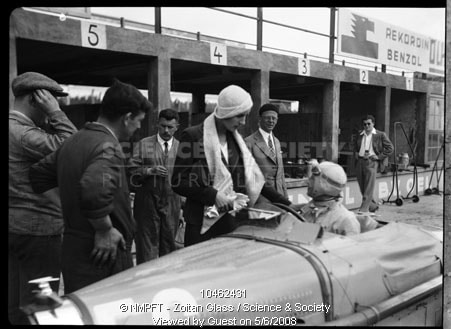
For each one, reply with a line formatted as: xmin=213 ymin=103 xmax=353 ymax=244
xmin=171 ymin=85 xmax=300 ymax=246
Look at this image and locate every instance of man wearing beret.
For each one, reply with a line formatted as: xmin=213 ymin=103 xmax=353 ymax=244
xmin=245 ymin=103 xmax=288 ymax=201
xmin=9 ymin=72 xmax=77 ymax=324
xmin=171 ymin=85 xmax=301 ymax=246
xmin=30 ymin=79 xmax=151 ymax=294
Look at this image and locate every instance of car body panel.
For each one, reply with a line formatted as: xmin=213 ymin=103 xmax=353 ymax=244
xmin=28 ymin=210 xmax=443 ymax=325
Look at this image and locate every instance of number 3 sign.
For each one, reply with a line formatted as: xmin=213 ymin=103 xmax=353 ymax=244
xmin=298 ymin=58 xmax=310 ymax=76
xmin=81 ymin=21 xmax=107 ymax=49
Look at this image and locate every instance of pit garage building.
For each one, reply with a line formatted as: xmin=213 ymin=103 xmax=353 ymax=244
xmin=9 ymin=7 xmax=444 ymax=208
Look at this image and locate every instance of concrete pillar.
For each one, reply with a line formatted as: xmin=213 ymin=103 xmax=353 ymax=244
xmin=416 ymin=92 xmax=428 ymax=164
xmin=444 ymin=2 xmax=451 ymax=327
xmin=376 ymin=86 xmax=391 ymax=134
xmin=322 ymin=80 xmax=340 ymax=162
xmin=147 ymin=55 xmax=171 ymax=136
xmin=191 ymin=92 xmax=205 ymax=114
xmin=247 ymin=70 xmax=270 ymax=136
xmin=190 ymin=91 xmax=206 ymax=128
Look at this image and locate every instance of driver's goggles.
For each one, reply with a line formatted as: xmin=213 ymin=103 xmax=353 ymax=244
xmin=311 ymin=165 xmax=321 ymax=176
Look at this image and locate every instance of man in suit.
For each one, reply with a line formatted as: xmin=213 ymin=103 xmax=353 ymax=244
xmin=354 ymin=114 xmax=393 ymax=212
xmin=245 ymin=103 xmax=287 ymax=200
xmin=171 ymin=85 xmax=301 ymax=246
xmin=129 ymin=108 xmax=181 ymax=263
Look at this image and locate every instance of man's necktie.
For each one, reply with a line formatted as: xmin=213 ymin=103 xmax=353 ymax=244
xmin=268 ymin=136 xmax=276 ymax=160
xmin=164 ymin=142 xmax=169 ymax=156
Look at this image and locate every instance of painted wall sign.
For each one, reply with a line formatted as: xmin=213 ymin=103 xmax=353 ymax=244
xmin=360 ymin=69 xmax=369 ymax=84
xmin=298 ymin=58 xmax=311 ymax=76
xmin=81 ymin=21 xmax=107 ymax=49
xmin=210 ymin=42 xmax=227 ymax=66
xmin=405 ymin=77 xmax=414 ymax=91
xmin=337 ymin=8 xmax=444 ymax=76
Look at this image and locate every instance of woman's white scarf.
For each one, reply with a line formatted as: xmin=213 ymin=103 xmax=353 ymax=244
xmin=201 ymin=113 xmax=265 ymax=234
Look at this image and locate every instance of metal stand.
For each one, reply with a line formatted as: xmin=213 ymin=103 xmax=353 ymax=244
xmin=383 ymin=122 xmax=419 ymax=206
xmin=384 ymin=162 xmax=403 ymax=206
xmin=397 ymin=122 xmax=419 ymax=203
xmin=425 ymin=142 xmax=444 ymax=195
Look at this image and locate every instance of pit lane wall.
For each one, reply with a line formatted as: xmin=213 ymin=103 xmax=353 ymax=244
xmin=286 ymin=168 xmax=443 ymax=210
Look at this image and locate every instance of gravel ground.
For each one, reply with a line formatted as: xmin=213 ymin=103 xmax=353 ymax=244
xmin=373 ymin=193 xmax=444 ymax=229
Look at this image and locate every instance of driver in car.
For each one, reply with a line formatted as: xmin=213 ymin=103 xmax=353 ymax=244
xmin=300 ymin=161 xmax=366 ymax=236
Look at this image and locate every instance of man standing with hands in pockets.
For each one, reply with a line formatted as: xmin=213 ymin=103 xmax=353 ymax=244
xmin=354 ymin=114 xmax=393 ymax=213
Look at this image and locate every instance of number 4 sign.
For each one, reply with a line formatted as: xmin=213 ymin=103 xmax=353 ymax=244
xmin=210 ymin=43 xmax=227 ymax=66
xmin=81 ymin=21 xmax=107 ymax=49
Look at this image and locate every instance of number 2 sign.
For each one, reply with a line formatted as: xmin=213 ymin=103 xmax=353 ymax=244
xmin=81 ymin=21 xmax=107 ymax=49
xmin=210 ymin=43 xmax=227 ymax=66
xmin=359 ymin=69 xmax=369 ymax=84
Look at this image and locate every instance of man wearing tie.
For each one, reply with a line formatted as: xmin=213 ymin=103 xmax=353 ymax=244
xmin=245 ymin=103 xmax=288 ymax=201
xmin=129 ymin=108 xmax=181 ymax=263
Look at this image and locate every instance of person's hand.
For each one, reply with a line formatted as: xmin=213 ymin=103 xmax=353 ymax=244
xmin=370 ymin=155 xmax=379 ymax=161
xmin=147 ymin=165 xmax=168 ymax=177
xmin=233 ymin=193 xmax=249 ymax=210
xmin=91 ymin=227 xmax=126 ymax=267
xmin=215 ymin=191 xmax=234 ymax=212
xmin=32 ymin=89 xmax=61 ymax=115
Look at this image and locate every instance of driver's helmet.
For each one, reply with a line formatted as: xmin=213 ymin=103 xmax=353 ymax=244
xmin=307 ymin=161 xmax=347 ymax=198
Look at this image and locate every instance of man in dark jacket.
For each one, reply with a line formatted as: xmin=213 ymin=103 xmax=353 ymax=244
xmin=354 ymin=114 xmax=393 ymax=212
xmin=30 ymin=79 xmax=151 ymax=293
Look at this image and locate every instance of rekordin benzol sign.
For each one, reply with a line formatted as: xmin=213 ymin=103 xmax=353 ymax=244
xmin=338 ymin=9 xmax=444 ymax=75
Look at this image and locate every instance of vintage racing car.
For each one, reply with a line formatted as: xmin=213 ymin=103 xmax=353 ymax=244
xmin=24 ymin=204 xmax=443 ymax=326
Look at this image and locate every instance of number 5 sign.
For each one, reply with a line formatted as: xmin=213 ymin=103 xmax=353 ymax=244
xmin=81 ymin=21 xmax=107 ymax=49
xmin=210 ymin=42 xmax=227 ymax=66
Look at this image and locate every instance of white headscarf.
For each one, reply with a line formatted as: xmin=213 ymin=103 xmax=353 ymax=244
xmin=214 ymin=85 xmax=253 ymax=119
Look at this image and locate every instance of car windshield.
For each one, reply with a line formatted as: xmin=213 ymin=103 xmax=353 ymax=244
xmin=227 ymin=205 xmax=323 ymax=244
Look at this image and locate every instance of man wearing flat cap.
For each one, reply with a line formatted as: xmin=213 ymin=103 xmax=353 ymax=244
xmin=9 ymin=72 xmax=77 ymax=324
xmin=245 ymin=103 xmax=288 ymax=201
xmin=171 ymin=85 xmax=300 ymax=246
